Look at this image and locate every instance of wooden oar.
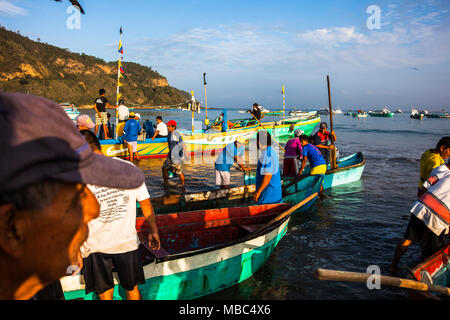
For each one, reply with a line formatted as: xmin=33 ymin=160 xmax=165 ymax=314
xmin=250 ymin=112 xmax=285 ymax=152
xmin=326 ymin=75 xmax=337 ymax=170
xmin=250 ymin=192 xmax=318 ymax=237
xmin=315 ymin=268 xmax=450 ymax=296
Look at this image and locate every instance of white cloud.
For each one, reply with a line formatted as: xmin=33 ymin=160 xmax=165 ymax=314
xmin=0 ymin=0 xmax=28 ymax=16
xmin=297 ymin=27 xmax=369 ymax=46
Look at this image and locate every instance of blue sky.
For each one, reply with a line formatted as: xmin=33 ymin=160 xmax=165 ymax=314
xmin=0 ymin=0 xmax=449 ymax=110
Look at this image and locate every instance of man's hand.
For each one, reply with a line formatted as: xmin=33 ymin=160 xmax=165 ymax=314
xmin=72 ymin=251 xmax=83 ymax=276
xmin=148 ymin=232 xmax=161 ymax=251
xmin=252 ymin=191 xmax=261 ymax=202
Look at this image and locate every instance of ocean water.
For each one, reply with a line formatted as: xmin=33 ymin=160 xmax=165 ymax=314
xmin=83 ymin=107 xmax=450 ymax=299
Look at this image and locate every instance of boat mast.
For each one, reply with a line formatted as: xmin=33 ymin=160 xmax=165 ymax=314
xmin=203 ymin=73 xmax=209 ymax=126
xmin=282 ymin=85 xmax=285 ymax=120
xmin=115 ymin=26 xmax=124 ymax=139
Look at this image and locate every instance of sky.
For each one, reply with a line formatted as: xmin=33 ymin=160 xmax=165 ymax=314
xmin=0 ymin=0 xmax=449 ymax=110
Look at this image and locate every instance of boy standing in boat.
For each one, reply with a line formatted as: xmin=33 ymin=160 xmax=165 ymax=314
xmin=215 ymin=137 xmax=251 ymax=189
xmin=253 ymin=131 xmax=282 ymax=204
xmin=298 ymin=134 xmax=327 ymax=196
xmin=162 ymin=120 xmax=186 ymax=188
xmin=94 ymin=88 xmax=117 ymax=139
xmin=78 ymin=130 xmax=160 ymax=300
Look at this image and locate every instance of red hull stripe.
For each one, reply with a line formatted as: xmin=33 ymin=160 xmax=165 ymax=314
xmin=420 ymin=192 xmax=450 ymax=224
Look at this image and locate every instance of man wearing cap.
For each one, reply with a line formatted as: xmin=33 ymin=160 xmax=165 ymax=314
xmin=0 ymin=92 xmax=145 ymax=300
xmin=94 ymin=88 xmax=117 ymax=140
xmin=313 ymin=122 xmax=337 ymax=164
xmin=283 ymin=129 xmax=304 ymax=177
xmin=78 ymin=130 xmax=160 ymax=300
xmin=162 ymin=120 xmax=186 ymax=187
xmin=76 ymin=114 xmax=95 ymax=131
xmin=122 ymin=112 xmax=142 ymax=162
xmin=214 ymin=137 xmax=251 ymax=189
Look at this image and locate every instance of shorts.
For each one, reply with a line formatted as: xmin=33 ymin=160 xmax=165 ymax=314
xmin=404 ymin=214 xmax=446 ymax=259
xmin=82 ymin=249 xmax=145 ymax=295
xmin=311 ymin=164 xmax=327 ymax=175
xmin=215 ymin=170 xmax=231 ymax=186
xmin=283 ymin=157 xmax=299 ymax=177
xmin=163 ymin=158 xmax=183 ymax=175
xmin=95 ymin=112 xmax=108 ymax=125
xmin=127 ymin=140 xmax=138 ymax=152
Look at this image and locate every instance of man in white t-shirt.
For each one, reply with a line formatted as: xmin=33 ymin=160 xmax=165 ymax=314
xmin=79 ymin=130 xmax=160 ymax=300
xmin=151 ymin=116 xmax=168 ymax=140
xmin=117 ymin=100 xmax=130 ymax=123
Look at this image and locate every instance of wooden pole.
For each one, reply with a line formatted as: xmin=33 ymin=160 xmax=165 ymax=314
xmin=315 ymin=268 xmax=450 ymax=296
xmin=326 ymin=75 xmax=337 ymax=169
xmin=203 ymin=73 xmax=208 ymax=122
xmin=250 ymin=112 xmax=285 ymax=153
xmin=251 ymin=192 xmax=318 ymax=236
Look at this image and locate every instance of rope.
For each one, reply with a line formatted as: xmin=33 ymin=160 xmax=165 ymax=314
xmin=124 ymin=99 xmax=193 ymax=109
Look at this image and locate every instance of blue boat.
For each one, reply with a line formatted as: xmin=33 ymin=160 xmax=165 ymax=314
xmin=245 ymin=152 xmax=365 ymax=190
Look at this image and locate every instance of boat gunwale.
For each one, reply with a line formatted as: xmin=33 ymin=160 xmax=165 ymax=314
xmin=138 ymin=212 xmax=291 ymax=265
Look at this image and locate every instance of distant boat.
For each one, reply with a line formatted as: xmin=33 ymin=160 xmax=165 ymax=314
xmin=410 ymin=108 xmax=424 ymax=120
xmin=369 ymin=107 xmax=394 ymax=117
xmin=393 ymin=109 xmax=402 ymax=113
xmin=59 ymin=102 xmax=80 ymax=123
xmin=317 ymin=108 xmax=341 ymax=115
xmin=351 ymin=110 xmax=368 ymax=118
xmin=426 ymin=111 xmax=450 ymax=119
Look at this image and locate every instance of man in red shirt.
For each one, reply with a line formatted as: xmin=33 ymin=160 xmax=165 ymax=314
xmin=313 ymin=122 xmax=337 ymax=164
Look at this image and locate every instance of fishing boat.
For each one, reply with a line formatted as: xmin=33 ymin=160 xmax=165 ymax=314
xmin=59 ymin=102 xmax=80 ymax=123
xmin=408 ymin=244 xmax=450 ymax=300
xmin=426 ymin=111 xmax=450 ymax=119
xmin=351 ymin=111 xmax=368 ymax=118
xmin=317 ymin=108 xmax=342 ymax=115
xmin=100 ymin=124 xmax=259 ymax=159
xmin=244 ymin=152 xmax=365 ymax=191
xmin=61 ymin=203 xmax=292 ymax=300
xmin=369 ymin=107 xmax=394 ymax=117
xmin=220 ymin=115 xmax=321 ymax=138
xmin=151 ymin=174 xmax=323 ymax=215
xmin=263 ymin=110 xmax=284 ymax=116
xmin=410 ymin=113 xmax=424 ymax=120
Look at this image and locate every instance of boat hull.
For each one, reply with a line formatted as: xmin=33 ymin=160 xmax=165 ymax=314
xmin=245 ymin=152 xmax=365 ymax=190
xmin=409 ymin=244 xmax=450 ymax=300
xmin=101 ymin=125 xmax=259 ymax=159
xmin=61 ymin=203 xmax=291 ymax=300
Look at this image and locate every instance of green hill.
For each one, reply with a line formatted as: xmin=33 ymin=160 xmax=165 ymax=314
xmin=0 ymin=26 xmax=191 ymax=107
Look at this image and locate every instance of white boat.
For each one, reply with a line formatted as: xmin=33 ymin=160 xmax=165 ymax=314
xmin=59 ymin=102 xmax=80 ymax=124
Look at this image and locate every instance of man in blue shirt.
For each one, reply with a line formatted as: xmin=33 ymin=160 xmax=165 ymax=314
xmin=298 ymin=134 xmax=327 ymax=196
xmin=215 ymin=136 xmax=251 ymax=189
xmin=122 ymin=112 xmax=141 ymax=162
xmin=162 ymin=120 xmax=186 ymax=188
xmin=253 ymin=131 xmax=282 ymax=204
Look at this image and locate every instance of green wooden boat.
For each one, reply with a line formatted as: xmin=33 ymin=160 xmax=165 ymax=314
xmin=151 ymin=173 xmax=323 ymax=215
xmin=61 ymin=203 xmax=293 ymax=300
xmin=263 ymin=110 xmax=284 ymax=116
xmin=245 ymin=152 xmax=365 ymax=191
xmin=213 ymin=115 xmax=321 ymax=138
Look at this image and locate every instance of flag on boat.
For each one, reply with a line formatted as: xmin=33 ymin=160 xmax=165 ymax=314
xmin=118 ymin=41 xmax=123 ymax=54
xmin=118 ymin=79 xmax=123 ymax=87
xmin=282 ymin=85 xmax=285 ymax=94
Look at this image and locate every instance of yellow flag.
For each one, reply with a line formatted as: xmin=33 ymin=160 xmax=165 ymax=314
xmin=118 ymin=80 xmax=123 ymax=87
xmin=117 ymin=93 xmax=122 ymax=100
xmin=282 ymin=85 xmax=285 ymax=94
